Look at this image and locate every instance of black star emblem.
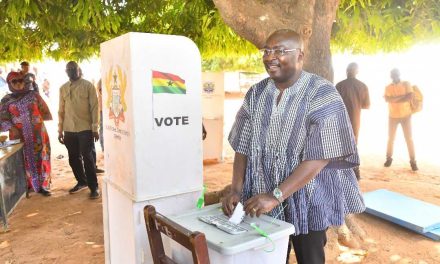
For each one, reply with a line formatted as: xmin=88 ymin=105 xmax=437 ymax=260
xmin=167 ymin=80 xmax=174 ymax=86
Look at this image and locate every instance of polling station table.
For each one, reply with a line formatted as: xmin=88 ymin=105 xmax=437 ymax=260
xmin=0 ymin=143 xmax=26 ymax=230
xmin=168 ymin=203 xmax=295 ymax=264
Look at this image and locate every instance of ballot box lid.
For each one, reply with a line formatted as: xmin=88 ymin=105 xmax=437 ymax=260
xmin=169 ymin=203 xmax=295 ymax=255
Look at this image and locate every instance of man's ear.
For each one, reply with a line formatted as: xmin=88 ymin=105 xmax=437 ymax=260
xmin=297 ymin=50 xmax=305 ymax=63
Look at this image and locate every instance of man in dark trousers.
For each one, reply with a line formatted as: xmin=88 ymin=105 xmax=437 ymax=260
xmin=222 ymin=30 xmax=364 ymax=264
xmin=336 ymin=63 xmax=370 ymax=179
xmin=58 ymin=61 xmax=100 ymax=199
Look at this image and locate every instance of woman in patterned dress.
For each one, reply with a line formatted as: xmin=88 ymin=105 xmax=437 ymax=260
xmin=0 ymin=71 xmax=52 ymax=196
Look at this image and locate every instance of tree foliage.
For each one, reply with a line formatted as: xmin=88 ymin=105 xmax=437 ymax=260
xmin=333 ymin=0 xmax=440 ymax=53
xmin=1 ymin=0 xmax=440 ymax=70
xmin=0 ymin=0 xmax=256 ymax=65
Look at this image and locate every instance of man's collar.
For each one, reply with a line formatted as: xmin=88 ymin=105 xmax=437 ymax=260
xmin=69 ymin=78 xmax=81 ymax=84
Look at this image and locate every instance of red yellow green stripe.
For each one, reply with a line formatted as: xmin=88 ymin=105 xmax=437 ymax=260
xmin=152 ymin=70 xmax=186 ymax=94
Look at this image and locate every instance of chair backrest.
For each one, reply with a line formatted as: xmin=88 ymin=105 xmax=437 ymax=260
xmin=144 ymin=205 xmax=210 ymax=264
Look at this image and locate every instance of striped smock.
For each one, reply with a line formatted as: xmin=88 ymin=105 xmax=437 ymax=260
xmin=229 ymin=71 xmax=365 ymax=234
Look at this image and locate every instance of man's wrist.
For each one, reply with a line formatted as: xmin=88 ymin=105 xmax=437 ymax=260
xmin=230 ymin=189 xmax=242 ymax=196
xmin=272 ymin=187 xmax=284 ymax=204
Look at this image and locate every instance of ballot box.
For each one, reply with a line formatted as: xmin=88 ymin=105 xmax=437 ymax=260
xmin=168 ymin=203 xmax=295 ymax=264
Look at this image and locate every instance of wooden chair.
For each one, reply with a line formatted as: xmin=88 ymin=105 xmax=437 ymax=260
xmin=144 ymin=205 xmax=210 ymax=264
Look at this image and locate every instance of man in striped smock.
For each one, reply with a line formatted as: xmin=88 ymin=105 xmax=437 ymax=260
xmin=222 ymin=29 xmax=365 ymax=264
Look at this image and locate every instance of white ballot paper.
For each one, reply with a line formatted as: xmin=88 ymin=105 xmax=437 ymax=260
xmin=228 ymin=202 xmax=245 ymax=225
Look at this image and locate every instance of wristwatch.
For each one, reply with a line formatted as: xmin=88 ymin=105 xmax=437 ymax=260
xmin=272 ymin=187 xmax=283 ymax=203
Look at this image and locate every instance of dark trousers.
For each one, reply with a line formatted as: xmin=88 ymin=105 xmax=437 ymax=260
xmin=386 ymin=116 xmax=415 ymax=161
xmin=286 ymin=230 xmax=327 ymax=264
xmin=64 ymin=130 xmax=98 ymax=191
xmin=351 ymin=121 xmax=361 ymax=180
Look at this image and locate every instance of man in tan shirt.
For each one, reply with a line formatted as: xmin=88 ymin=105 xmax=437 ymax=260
xmin=58 ymin=61 xmax=100 ymax=198
xmin=384 ymin=68 xmax=417 ymax=171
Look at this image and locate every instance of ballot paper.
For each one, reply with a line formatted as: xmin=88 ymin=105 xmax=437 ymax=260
xmin=228 ymin=202 xmax=245 ymax=225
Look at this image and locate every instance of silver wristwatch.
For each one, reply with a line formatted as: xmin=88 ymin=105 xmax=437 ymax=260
xmin=272 ymin=187 xmax=283 ymax=203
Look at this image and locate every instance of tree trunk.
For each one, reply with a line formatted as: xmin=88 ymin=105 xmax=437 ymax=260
xmin=213 ymin=0 xmax=340 ymax=82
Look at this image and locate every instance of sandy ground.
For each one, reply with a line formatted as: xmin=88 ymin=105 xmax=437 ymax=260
xmin=0 ymin=152 xmax=439 ymax=264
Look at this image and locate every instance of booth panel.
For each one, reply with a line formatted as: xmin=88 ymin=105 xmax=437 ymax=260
xmin=128 ymin=33 xmax=203 ymax=200
xmin=105 ymin=181 xmax=137 ymax=264
xmin=101 ymin=34 xmax=136 ymax=196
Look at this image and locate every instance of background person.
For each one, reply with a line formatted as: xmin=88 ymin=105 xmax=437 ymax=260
xmin=20 ymin=61 xmax=30 ymax=75
xmin=42 ymin=78 xmax=50 ymax=98
xmin=383 ymin=68 xmax=418 ymax=171
xmin=336 ymin=62 xmax=370 ymax=179
xmin=58 ymin=61 xmax=100 ymax=199
xmin=19 ymin=61 xmax=39 ymax=93
xmin=0 ymin=71 xmax=52 ymax=196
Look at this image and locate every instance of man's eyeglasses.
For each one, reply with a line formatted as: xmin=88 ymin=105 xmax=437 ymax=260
xmin=11 ymin=79 xmax=24 ymax=84
xmin=259 ymin=48 xmax=301 ymax=58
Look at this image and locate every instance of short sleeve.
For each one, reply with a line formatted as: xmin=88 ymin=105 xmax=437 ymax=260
xmin=303 ymin=84 xmax=359 ymax=169
xmin=228 ymin=90 xmax=252 ymax=156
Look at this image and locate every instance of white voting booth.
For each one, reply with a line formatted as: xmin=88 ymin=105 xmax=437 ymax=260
xmin=101 ymin=32 xmax=294 ymax=264
xmin=100 ymin=32 xmax=203 ymax=264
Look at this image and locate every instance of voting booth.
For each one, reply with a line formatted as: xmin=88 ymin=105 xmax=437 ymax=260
xmin=100 ymin=32 xmax=203 ymax=264
xmin=201 ymin=72 xmax=224 ymax=161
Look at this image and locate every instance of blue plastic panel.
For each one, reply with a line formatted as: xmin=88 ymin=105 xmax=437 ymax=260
xmin=425 ymin=227 xmax=440 ymax=241
xmin=364 ymin=189 xmax=440 ymax=234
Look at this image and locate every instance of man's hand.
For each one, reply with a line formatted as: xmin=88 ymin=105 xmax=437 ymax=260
xmin=93 ymin=132 xmax=99 ymax=142
xmin=244 ymin=193 xmax=279 ymax=217
xmin=58 ymin=131 xmax=64 ymax=144
xmin=221 ymin=191 xmax=241 ymax=217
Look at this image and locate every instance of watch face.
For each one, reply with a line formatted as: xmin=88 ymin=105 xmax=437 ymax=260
xmin=274 ymin=188 xmax=282 ymax=198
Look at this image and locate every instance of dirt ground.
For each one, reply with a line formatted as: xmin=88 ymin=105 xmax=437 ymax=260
xmin=0 ymin=151 xmax=439 ymax=264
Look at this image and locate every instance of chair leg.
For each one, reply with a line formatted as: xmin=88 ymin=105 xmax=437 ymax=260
xmin=144 ymin=205 xmax=167 ymax=264
xmin=191 ymin=232 xmax=210 ymax=264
